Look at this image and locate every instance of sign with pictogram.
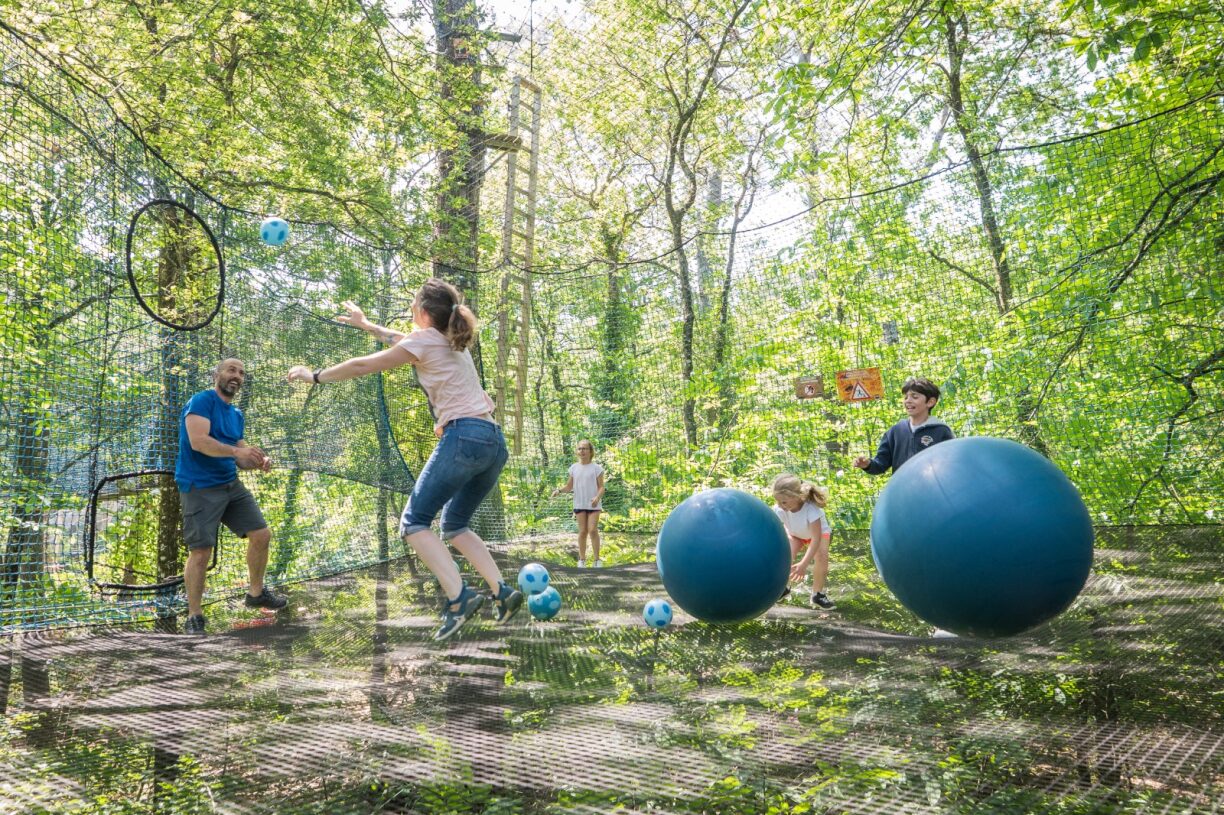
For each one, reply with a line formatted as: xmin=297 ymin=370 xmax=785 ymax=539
xmin=794 ymin=376 xmax=824 ymax=400
xmin=835 ymin=368 xmax=884 ymax=402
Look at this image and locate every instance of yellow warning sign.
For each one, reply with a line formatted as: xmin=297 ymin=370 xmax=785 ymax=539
xmin=794 ymin=376 xmax=824 ymax=400
xmin=835 ymin=368 xmax=884 ymax=402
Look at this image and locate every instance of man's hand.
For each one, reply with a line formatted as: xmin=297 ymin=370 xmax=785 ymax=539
xmin=852 ymin=456 xmax=870 ymax=470
xmin=235 ymin=446 xmax=268 ymax=471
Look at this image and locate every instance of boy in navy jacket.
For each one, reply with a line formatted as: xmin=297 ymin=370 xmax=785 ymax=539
xmin=854 ymin=377 xmax=955 ymax=475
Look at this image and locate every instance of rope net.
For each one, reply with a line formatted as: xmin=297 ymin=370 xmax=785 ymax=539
xmin=0 ymin=1 xmax=1222 ymax=811
xmin=1 ymin=528 xmax=1221 ymax=813
xmin=2 ymin=2 xmax=1222 ymax=629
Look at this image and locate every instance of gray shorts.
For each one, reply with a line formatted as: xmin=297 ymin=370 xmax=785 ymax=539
xmin=181 ymin=479 xmax=267 ymax=551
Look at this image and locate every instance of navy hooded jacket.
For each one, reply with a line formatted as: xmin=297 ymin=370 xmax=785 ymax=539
xmin=863 ymin=418 xmax=955 ymax=475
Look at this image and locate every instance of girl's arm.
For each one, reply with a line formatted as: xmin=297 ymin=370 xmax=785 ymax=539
xmin=792 ymin=538 xmax=813 ymax=566
xmin=592 ymin=472 xmax=605 ymax=507
xmin=551 ymin=475 xmax=574 ymax=497
xmin=288 ymin=345 xmax=416 ymax=384
xmin=790 ymin=529 xmax=829 ymax=575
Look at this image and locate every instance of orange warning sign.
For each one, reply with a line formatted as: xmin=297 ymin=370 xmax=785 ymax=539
xmin=835 ymin=368 xmax=884 ymax=402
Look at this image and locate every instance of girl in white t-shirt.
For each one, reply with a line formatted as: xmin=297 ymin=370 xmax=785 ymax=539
xmin=552 ymin=439 xmax=605 ymax=567
xmin=288 ymin=278 xmax=523 ymax=641
xmin=772 ymin=473 xmax=835 ymax=609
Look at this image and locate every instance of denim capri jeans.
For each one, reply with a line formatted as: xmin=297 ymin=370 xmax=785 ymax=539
xmin=399 ymin=417 xmax=509 ymax=540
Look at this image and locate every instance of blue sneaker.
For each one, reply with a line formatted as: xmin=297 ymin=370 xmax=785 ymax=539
xmin=492 ymin=581 xmax=524 ymax=624
xmin=435 ymin=584 xmax=484 ymax=641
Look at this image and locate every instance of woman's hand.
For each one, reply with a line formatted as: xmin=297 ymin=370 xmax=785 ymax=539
xmin=287 ymin=365 xmax=314 ymax=383
xmin=337 ymin=300 xmax=371 ymax=330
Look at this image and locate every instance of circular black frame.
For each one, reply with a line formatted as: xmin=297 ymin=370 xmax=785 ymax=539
xmin=86 ymin=469 xmax=218 ymax=594
xmin=125 ymin=198 xmax=225 ymax=331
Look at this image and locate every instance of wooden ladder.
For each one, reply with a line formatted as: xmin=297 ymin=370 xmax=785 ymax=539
xmin=494 ymin=76 xmax=541 ymax=454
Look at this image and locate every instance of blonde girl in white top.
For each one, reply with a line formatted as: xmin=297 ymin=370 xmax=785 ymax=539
xmin=552 ymin=439 xmax=605 ymax=567
xmin=288 ymin=278 xmax=523 ymax=640
xmin=772 ymin=473 xmax=835 ymax=609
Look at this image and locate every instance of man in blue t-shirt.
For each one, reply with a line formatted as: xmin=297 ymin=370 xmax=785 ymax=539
xmin=176 ymin=358 xmax=286 ymax=634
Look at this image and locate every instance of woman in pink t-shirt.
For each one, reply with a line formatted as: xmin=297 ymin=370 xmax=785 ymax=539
xmin=288 ymin=278 xmax=523 ymax=640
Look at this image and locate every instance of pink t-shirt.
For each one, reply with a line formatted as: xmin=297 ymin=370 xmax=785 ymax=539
xmin=398 ymin=327 xmax=496 ymax=432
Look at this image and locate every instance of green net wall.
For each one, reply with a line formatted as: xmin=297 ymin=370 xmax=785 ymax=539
xmin=0 ymin=27 xmax=440 ymax=629
xmin=2 ymin=4 xmax=1222 ymax=634
xmin=485 ymin=99 xmax=1223 ymax=532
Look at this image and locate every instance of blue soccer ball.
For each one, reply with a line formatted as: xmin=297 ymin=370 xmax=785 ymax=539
xmin=517 ymin=562 xmax=550 ymax=595
xmin=260 ymin=216 xmax=290 ymax=246
xmin=643 ymin=598 xmax=673 ymax=629
xmin=528 ymin=586 xmax=562 ymax=621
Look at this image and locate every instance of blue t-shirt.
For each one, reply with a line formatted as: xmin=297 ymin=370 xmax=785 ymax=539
xmin=175 ymin=389 xmax=244 ymax=491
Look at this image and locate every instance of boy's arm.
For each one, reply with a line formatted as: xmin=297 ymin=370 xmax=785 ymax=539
xmin=856 ymin=428 xmax=893 ymax=475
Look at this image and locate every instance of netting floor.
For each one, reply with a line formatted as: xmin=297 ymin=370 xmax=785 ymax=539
xmin=1 ymin=527 xmax=1222 ymax=814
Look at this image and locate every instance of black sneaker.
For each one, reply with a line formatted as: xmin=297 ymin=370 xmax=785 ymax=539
xmin=811 ymin=592 xmax=836 ymax=610
xmin=492 ymin=581 xmax=524 ymax=624
xmin=244 ymin=587 xmax=288 ymax=610
xmin=435 ymin=584 xmax=484 ymax=641
xmin=184 ymin=614 xmax=206 ymax=635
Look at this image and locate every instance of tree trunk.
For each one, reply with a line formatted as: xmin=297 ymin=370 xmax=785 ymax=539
xmin=670 ymin=213 xmax=699 ymax=449
xmin=944 ymin=11 xmax=1012 ymax=315
xmin=155 ymin=203 xmax=188 ymax=606
xmin=432 ymin=0 xmax=486 ymax=298
xmin=2 ymin=397 xmax=50 ymax=596
xmin=0 ymin=636 xmax=12 ymax=715
xmin=593 ymin=225 xmax=636 ymax=443
xmin=694 ymin=173 xmax=722 ymax=314
xmin=943 ymin=11 xmax=1049 ymax=456
xmin=544 ymin=321 xmax=573 ymax=461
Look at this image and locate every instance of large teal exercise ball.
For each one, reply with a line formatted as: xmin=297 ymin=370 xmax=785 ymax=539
xmin=871 ymin=437 xmax=1094 ymax=637
xmin=656 ymin=488 xmax=790 ymax=623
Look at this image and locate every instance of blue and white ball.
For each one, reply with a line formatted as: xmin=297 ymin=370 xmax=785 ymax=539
xmin=528 ymin=586 xmax=562 ymax=621
xmin=260 ymin=216 xmax=290 ymax=246
xmin=517 ymin=562 xmax=550 ymax=595
xmin=643 ymin=599 xmax=673 ymax=629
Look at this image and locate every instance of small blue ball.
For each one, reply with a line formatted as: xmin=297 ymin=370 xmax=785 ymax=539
xmin=528 ymin=586 xmax=562 ymax=621
xmin=643 ymin=599 xmax=673 ymax=628
xmin=517 ymin=562 xmax=550 ymax=595
xmin=260 ymin=216 xmax=290 ymax=247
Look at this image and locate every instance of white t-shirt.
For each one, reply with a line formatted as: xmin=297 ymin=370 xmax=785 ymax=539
xmin=398 ymin=327 xmax=496 ymax=432
xmin=774 ymin=501 xmax=831 ymax=542
xmin=569 ymin=462 xmax=604 ymax=510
